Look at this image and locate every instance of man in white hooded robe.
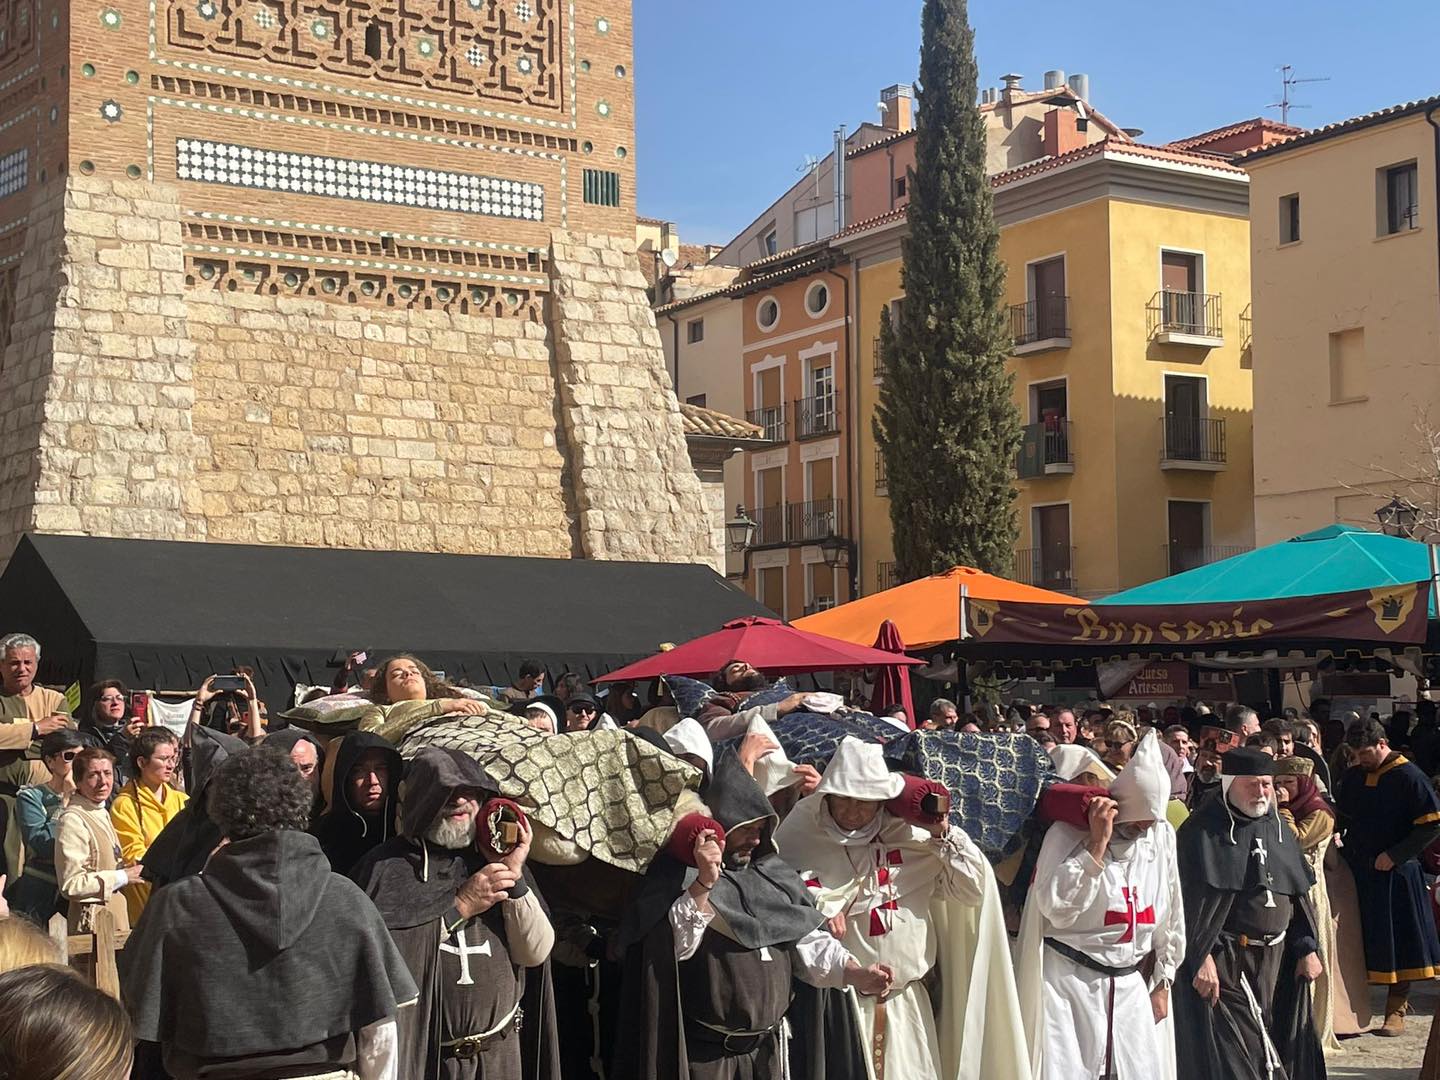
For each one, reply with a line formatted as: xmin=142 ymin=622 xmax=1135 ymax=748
xmin=1018 ymin=730 xmax=1186 ymax=1080
xmin=773 ymin=737 xmax=1028 ymax=1080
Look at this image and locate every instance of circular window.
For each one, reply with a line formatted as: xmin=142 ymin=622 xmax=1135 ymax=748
xmin=805 ymin=281 xmax=830 ymax=317
xmin=756 ymin=296 xmax=780 ymax=331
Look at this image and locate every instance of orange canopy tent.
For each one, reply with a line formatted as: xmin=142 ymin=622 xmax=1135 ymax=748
xmin=791 ymin=566 xmax=1083 ymax=650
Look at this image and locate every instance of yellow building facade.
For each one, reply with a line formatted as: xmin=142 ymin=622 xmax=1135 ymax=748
xmin=844 ymin=141 xmax=1256 ymax=597
xmin=1244 ymin=97 xmax=1440 ymax=543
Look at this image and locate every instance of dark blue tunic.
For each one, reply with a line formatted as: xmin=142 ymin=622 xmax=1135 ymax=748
xmin=1336 ymin=753 xmax=1440 ymax=983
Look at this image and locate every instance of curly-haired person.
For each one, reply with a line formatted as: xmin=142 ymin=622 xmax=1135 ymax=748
xmin=120 ymin=747 xmax=418 ymax=1080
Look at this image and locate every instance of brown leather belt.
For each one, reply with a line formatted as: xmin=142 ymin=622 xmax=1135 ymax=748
xmin=872 ymin=999 xmax=888 ymax=1080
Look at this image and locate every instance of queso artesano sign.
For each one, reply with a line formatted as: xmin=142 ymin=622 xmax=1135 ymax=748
xmin=965 ymin=582 xmax=1430 ymax=647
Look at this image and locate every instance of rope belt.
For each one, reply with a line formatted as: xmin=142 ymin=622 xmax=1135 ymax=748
xmin=441 ymin=1002 xmax=521 ymax=1060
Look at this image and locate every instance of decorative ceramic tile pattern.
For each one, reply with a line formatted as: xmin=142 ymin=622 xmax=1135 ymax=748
xmin=175 ymin=138 xmax=545 ymax=220
xmin=166 ymin=0 xmax=564 ymax=112
xmin=0 ymin=147 xmax=28 ymax=199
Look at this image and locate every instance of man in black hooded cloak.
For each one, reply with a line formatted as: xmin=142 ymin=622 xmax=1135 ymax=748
xmin=614 ymin=748 xmax=885 ymax=1080
xmin=313 ymin=729 xmax=402 ymax=874
xmin=352 ymin=746 xmax=561 ymax=1079
xmin=1173 ymin=745 xmax=1326 ymax=1080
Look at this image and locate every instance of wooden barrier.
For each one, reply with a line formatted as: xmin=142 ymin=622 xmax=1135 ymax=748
xmin=48 ymin=908 xmax=129 ymax=999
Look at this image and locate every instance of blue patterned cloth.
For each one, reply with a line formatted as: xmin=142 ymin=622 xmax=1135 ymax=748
xmin=735 ymin=679 xmax=794 ymax=712
xmin=662 ymin=674 xmax=715 ymax=719
xmin=883 ymin=731 xmax=1055 ymax=859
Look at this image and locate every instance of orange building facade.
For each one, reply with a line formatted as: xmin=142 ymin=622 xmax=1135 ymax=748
xmin=737 ymin=251 xmax=854 ymax=619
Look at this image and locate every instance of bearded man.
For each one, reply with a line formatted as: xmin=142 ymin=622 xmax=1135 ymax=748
xmin=352 ymin=747 xmax=559 ymax=1079
xmin=616 ymin=749 xmax=884 ymax=1079
xmin=1173 ymin=746 xmax=1325 ymax=1080
xmin=773 ymin=737 xmax=1028 ymax=1080
xmin=1018 ymin=732 xmax=1186 ymax=1079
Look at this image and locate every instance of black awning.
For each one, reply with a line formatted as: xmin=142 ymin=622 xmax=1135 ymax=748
xmin=0 ymin=534 xmax=771 ymax=706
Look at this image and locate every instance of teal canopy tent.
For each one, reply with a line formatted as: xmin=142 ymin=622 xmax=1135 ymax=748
xmin=1099 ymin=525 xmax=1438 ymax=616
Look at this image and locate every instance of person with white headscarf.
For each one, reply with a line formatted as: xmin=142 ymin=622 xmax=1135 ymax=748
xmin=773 ymin=738 xmax=1028 ymax=1080
xmin=1018 ymin=731 xmax=1185 ymax=1079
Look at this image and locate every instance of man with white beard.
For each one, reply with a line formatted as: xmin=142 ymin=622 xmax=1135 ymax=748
xmin=353 ymin=747 xmax=559 ymax=1079
xmin=1018 ymin=731 xmax=1186 ymax=1079
xmin=1172 ymin=746 xmax=1325 ymax=1080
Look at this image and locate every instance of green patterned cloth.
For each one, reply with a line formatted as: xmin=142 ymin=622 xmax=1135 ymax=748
xmin=402 ymin=716 xmax=701 ymax=874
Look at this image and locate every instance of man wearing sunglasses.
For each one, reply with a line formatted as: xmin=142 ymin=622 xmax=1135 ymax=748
xmin=562 ymin=694 xmax=615 ymax=733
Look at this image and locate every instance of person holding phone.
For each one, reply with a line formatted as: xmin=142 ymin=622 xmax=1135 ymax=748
xmin=191 ymin=671 xmax=264 ymax=742
xmin=77 ymin=681 xmax=144 ymax=793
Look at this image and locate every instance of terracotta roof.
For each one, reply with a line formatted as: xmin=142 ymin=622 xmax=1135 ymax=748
xmin=1240 ymin=93 xmax=1440 ymax=162
xmin=680 ymin=402 xmax=766 ymax=441
xmin=990 ymin=138 xmax=1246 ymax=187
xmin=636 ymin=214 xmax=670 ymax=226
xmin=1166 ymin=117 xmax=1304 ymax=151
xmin=847 ymin=86 xmax=1131 ymax=159
xmin=651 ymin=251 xmax=834 ymax=315
xmin=833 ymin=205 xmax=909 ymax=240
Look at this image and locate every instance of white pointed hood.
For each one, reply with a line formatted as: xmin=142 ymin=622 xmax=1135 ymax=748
xmin=1109 ymin=730 xmax=1170 ymax=822
xmin=663 ymin=716 xmax=714 ymax=777
xmin=813 ymin=736 xmax=904 ymax=801
xmin=1048 ymin=743 xmax=1115 ymax=784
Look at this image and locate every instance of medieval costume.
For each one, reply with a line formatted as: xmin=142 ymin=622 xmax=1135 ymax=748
xmin=615 ymin=749 xmax=866 ymax=1080
xmin=352 ymin=747 xmax=561 ymax=1080
xmin=313 ymin=730 xmax=403 ymax=875
xmin=55 ymin=789 xmax=131 ymax=934
xmin=1273 ymin=756 xmax=1365 ymax=1048
xmin=1334 ymin=745 xmax=1440 ymax=1032
xmin=773 ymin=738 xmax=1029 ymax=1080
xmin=1018 ymin=732 xmax=1185 ymax=1080
xmin=122 ymin=826 xmax=417 ymax=1079
xmin=262 ymin=728 xmax=327 ymax=822
xmin=140 ymin=725 xmax=247 ymax=888
xmin=1173 ymin=747 xmax=1325 ymax=1080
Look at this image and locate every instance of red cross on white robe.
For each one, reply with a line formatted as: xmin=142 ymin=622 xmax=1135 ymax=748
xmin=1103 ymin=886 xmax=1155 ymax=944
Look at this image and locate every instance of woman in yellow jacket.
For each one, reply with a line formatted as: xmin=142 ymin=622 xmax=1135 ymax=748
xmin=109 ymin=727 xmax=188 ymax=923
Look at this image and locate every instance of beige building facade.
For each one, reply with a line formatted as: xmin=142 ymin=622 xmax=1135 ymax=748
xmin=1245 ymin=96 xmax=1440 ymax=543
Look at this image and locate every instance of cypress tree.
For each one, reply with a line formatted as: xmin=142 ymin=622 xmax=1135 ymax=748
xmin=874 ymin=0 xmax=1020 ymax=580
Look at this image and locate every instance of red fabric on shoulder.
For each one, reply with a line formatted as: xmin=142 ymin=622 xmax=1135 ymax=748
xmin=1036 ymin=783 xmax=1110 ymax=831
xmin=664 ymin=812 xmax=726 ymax=866
xmin=885 ymin=774 xmax=950 ymax=827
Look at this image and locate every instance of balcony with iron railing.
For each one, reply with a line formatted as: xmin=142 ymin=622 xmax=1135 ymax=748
xmin=872 ymin=337 xmax=886 ymax=382
xmin=1147 ymin=290 xmax=1223 ymax=346
xmin=1161 ymin=415 xmax=1227 ymax=471
xmin=1010 ymin=295 xmax=1071 ymax=355
xmin=795 ymin=393 xmax=840 ymax=440
xmin=1011 ymin=545 xmax=1075 ymax=592
xmin=1240 ymin=303 xmax=1253 ymax=355
xmin=749 ymin=498 xmax=846 ymax=547
xmin=1165 ymin=543 xmax=1253 ymax=576
xmin=746 ymin=402 xmax=788 ymax=443
xmin=803 ymin=597 xmax=838 ymax=616
xmin=1016 ymin=419 xmax=1074 ymax=479
xmin=875 ymin=447 xmax=888 ymax=495
xmin=876 ymin=561 xmax=899 ymax=592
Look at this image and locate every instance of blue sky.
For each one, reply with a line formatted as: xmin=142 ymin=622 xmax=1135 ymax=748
xmin=633 ymin=0 xmax=1440 ymax=245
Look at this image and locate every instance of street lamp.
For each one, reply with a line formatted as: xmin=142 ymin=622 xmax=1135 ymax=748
xmin=1375 ymin=495 xmax=1421 ymax=538
xmin=725 ymin=504 xmax=757 ymax=552
xmin=820 ymin=532 xmax=858 ymax=602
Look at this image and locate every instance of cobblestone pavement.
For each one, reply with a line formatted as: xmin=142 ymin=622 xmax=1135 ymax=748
xmin=1326 ymin=981 xmax=1435 ymax=1078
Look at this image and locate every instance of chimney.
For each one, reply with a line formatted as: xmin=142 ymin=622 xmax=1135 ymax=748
xmin=1042 ymin=108 xmax=1084 ymax=158
xmin=1000 ymin=72 xmax=1024 ymax=105
xmin=1067 ymin=72 xmax=1091 ymax=102
xmin=1043 ymin=69 xmax=1066 ymax=91
xmin=880 ymin=84 xmax=914 ymax=132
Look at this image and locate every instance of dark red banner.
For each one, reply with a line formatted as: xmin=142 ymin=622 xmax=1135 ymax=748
xmin=965 ymin=582 xmax=1431 ymax=647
